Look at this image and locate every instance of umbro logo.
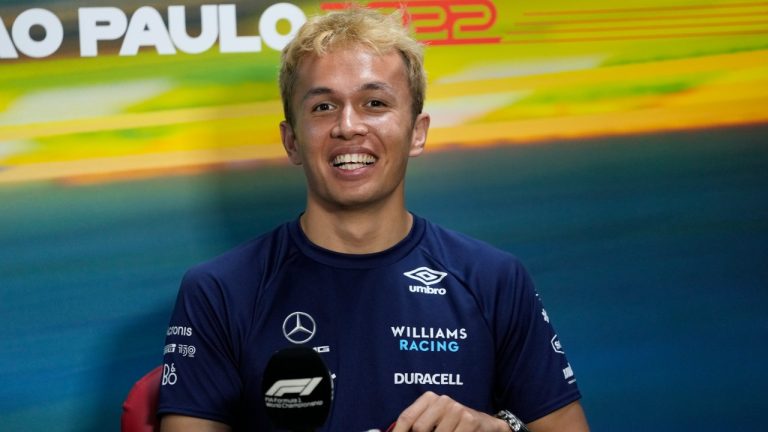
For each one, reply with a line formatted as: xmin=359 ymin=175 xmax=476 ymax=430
xmin=404 ymin=267 xmax=448 ymax=286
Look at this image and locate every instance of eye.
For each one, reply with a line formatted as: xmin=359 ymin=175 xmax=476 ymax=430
xmin=367 ymin=99 xmax=386 ymax=108
xmin=312 ymin=102 xmax=333 ymax=112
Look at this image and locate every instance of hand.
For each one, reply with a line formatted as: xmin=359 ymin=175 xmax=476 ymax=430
xmin=390 ymin=391 xmax=508 ymax=432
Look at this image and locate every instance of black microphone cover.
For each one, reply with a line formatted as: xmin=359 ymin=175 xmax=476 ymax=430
xmin=262 ymin=346 xmax=333 ymax=431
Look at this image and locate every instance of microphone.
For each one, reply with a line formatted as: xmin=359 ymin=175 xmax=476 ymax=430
xmin=262 ymin=346 xmax=333 ymax=432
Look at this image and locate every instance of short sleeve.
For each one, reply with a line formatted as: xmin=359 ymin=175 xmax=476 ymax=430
xmin=493 ymin=262 xmax=581 ymax=423
xmin=157 ymin=267 xmax=242 ymax=425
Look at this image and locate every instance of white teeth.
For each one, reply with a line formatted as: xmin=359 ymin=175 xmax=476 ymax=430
xmin=339 ymin=163 xmax=366 ymax=170
xmin=332 ymin=153 xmax=376 ymax=168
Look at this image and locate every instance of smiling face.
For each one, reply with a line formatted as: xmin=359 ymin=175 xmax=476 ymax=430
xmin=280 ymin=45 xmax=430 ymax=212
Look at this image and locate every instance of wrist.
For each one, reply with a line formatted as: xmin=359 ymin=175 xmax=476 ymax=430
xmin=494 ymin=417 xmax=513 ymax=432
xmin=494 ymin=410 xmax=530 ymax=432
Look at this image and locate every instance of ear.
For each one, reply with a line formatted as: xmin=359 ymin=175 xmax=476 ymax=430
xmin=409 ymin=112 xmax=430 ymax=157
xmin=280 ymin=120 xmax=303 ymax=165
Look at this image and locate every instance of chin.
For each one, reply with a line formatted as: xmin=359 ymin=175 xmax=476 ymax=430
xmin=326 ymin=193 xmax=386 ymax=210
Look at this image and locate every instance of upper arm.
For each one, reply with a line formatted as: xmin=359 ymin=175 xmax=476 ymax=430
xmin=491 ymin=261 xmax=583 ymax=422
xmin=527 ymin=401 xmax=589 ymax=432
xmin=159 ymin=269 xmax=242 ymax=423
xmin=160 ymin=414 xmax=231 ymax=432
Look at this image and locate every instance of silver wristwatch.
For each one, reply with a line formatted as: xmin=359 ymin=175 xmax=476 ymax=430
xmin=495 ymin=410 xmax=530 ymax=432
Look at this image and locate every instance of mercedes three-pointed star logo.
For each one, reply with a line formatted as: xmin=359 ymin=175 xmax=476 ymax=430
xmin=282 ymin=311 xmax=316 ymax=344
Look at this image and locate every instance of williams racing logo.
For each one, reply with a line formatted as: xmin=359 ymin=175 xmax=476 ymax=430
xmin=392 ymin=326 xmax=467 ymax=353
xmin=404 ymin=267 xmax=448 ymax=296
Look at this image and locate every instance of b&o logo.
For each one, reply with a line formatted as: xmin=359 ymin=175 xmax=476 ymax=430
xmin=162 ymin=363 xmax=178 ymax=386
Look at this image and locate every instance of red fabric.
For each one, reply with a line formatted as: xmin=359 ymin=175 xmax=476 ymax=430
xmin=121 ymin=366 xmax=163 ymax=432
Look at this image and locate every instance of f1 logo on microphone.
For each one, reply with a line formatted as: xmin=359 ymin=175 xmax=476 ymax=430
xmin=265 ymin=377 xmax=323 ymax=397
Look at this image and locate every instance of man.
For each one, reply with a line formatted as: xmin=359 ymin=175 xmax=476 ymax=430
xmin=159 ymin=7 xmax=589 ymax=432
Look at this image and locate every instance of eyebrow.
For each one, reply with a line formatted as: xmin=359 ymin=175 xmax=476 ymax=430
xmin=301 ymin=86 xmax=333 ymax=102
xmin=359 ymin=81 xmax=395 ymax=94
xmin=300 ymin=81 xmax=396 ymax=102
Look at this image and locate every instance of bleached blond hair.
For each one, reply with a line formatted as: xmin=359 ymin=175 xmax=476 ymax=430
xmin=279 ymin=7 xmax=426 ymax=126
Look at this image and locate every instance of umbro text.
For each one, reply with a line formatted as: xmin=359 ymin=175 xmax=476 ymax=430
xmin=409 ymin=285 xmax=447 ymax=295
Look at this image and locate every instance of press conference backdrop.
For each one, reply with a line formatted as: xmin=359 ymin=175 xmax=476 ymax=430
xmin=1 ymin=0 xmax=766 ymax=430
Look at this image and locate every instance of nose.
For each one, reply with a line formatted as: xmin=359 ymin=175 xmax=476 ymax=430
xmin=331 ymin=105 xmax=368 ymax=139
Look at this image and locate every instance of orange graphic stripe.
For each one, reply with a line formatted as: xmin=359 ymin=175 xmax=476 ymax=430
xmin=0 ymin=100 xmax=281 ymax=142
xmin=508 ymin=20 xmax=768 ymax=34
xmin=524 ymin=2 xmax=768 ymax=16
xmin=504 ymin=29 xmax=768 ymax=43
xmin=515 ymin=11 xmax=768 ymax=26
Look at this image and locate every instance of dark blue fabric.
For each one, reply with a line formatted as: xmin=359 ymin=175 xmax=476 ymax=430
xmin=158 ymin=214 xmax=581 ymax=430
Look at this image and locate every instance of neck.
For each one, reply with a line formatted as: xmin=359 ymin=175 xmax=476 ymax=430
xmin=300 ymin=202 xmax=413 ymax=254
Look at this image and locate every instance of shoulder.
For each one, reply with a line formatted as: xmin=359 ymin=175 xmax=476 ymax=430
xmin=416 ymin=217 xmax=537 ymax=329
xmin=416 ymin=217 xmax=535 ymax=309
xmin=180 ymin=221 xmax=295 ymax=298
xmin=419 ymin=218 xmax=526 ymax=275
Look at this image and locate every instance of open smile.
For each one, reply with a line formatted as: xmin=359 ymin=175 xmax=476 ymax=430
xmin=331 ymin=153 xmax=377 ymax=171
